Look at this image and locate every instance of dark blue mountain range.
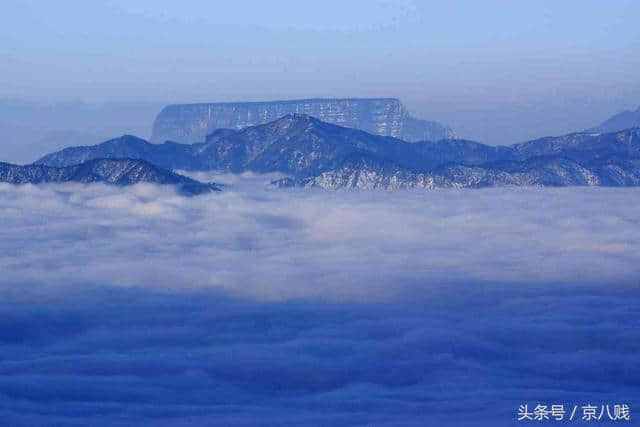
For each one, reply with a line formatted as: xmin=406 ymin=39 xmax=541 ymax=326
xmin=34 ymin=114 xmax=640 ymax=189
xmin=1 ymin=158 xmax=219 ymax=195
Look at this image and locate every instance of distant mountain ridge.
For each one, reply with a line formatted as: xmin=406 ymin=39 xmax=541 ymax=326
xmin=275 ymin=152 xmax=640 ymax=189
xmin=1 ymin=158 xmax=219 ymax=195
xmin=35 ymin=114 xmax=640 ymax=189
xmin=37 ymin=114 xmax=506 ymax=175
xmin=151 ymin=98 xmax=454 ymax=143
xmin=36 ymin=135 xmax=203 ymax=171
xmin=588 ymin=106 xmax=640 ymax=134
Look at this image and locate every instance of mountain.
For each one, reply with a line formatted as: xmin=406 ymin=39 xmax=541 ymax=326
xmin=1 ymin=158 xmax=220 ymax=195
xmin=274 ymin=154 xmax=640 ymax=190
xmin=150 ymin=98 xmax=454 ymax=143
xmin=272 ymin=127 xmax=640 ymax=189
xmin=513 ymin=128 xmax=640 ymax=161
xmin=35 ymin=114 xmax=640 ymax=190
xmin=36 ymin=135 xmax=203 ymax=170
xmin=274 ymin=153 xmax=453 ymax=190
xmin=588 ymin=106 xmax=640 ymax=133
xmin=197 ymin=114 xmax=506 ymax=175
xmin=37 ymin=115 xmax=507 ymax=175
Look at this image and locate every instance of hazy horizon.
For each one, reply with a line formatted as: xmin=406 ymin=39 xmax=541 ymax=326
xmin=2 ymin=0 xmax=639 ymax=161
xmin=1 ymin=94 xmax=639 ymax=164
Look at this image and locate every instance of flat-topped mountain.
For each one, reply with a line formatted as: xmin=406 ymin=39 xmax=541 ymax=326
xmin=35 ymin=114 xmax=640 ymax=189
xmin=150 ymin=98 xmax=454 ymax=143
xmin=1 ymin=158 xmax=219 ymax=195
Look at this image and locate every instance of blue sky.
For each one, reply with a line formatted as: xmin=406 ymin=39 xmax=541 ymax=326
xmin=1 ymin=0 xmax=639 ymax=142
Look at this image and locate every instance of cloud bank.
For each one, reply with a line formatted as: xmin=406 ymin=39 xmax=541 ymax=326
xmin=0 ymin=285 xmax=638 ymax=426
xmin=1 ymin=177 xmax=639 ymax=300
xmin=1 ymin=178 xmax=639 ymax=426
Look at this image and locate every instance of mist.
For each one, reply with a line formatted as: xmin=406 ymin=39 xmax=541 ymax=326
xmin=2 ymin=178 xmax=639 ymax=299
xmin=1 ymin=0 xmax=639 ymax=158
xmin=0 ymin=179 xmax=638 ymax=425
xmin=0 ymin=100 xmax=163 ymax=164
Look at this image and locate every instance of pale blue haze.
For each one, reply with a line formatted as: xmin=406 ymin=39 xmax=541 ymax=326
xmin=1 ymin=0 xmax=639 ymax=144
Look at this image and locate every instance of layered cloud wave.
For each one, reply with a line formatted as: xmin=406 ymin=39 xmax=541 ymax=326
xmin=1 ymin=178 xmax=639 ymax=425
xmin=1 ymin=176 xmax=639 ymax=299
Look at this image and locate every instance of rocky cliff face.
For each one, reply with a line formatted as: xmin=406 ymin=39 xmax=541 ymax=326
xmin=151 ymin=98 xmax=454 ymax=143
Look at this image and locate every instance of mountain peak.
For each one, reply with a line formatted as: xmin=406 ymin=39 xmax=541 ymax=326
xmin=260 ymin=113 xmax=326 ymax=135
xmin=275 ymin=113 xmax=317 ymax=125
xmin=118 ymin=134 xmax=146 ymax=141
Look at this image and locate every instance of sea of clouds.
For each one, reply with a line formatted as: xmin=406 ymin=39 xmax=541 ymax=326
xmin=1 ymin=177 xmax=639 ymax=426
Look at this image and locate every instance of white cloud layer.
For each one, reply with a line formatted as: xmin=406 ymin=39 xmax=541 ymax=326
xmin=1 ymin=178 xmax=639 ymax=300
xmin=1 ymin=178 xmax=639 ymax=426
